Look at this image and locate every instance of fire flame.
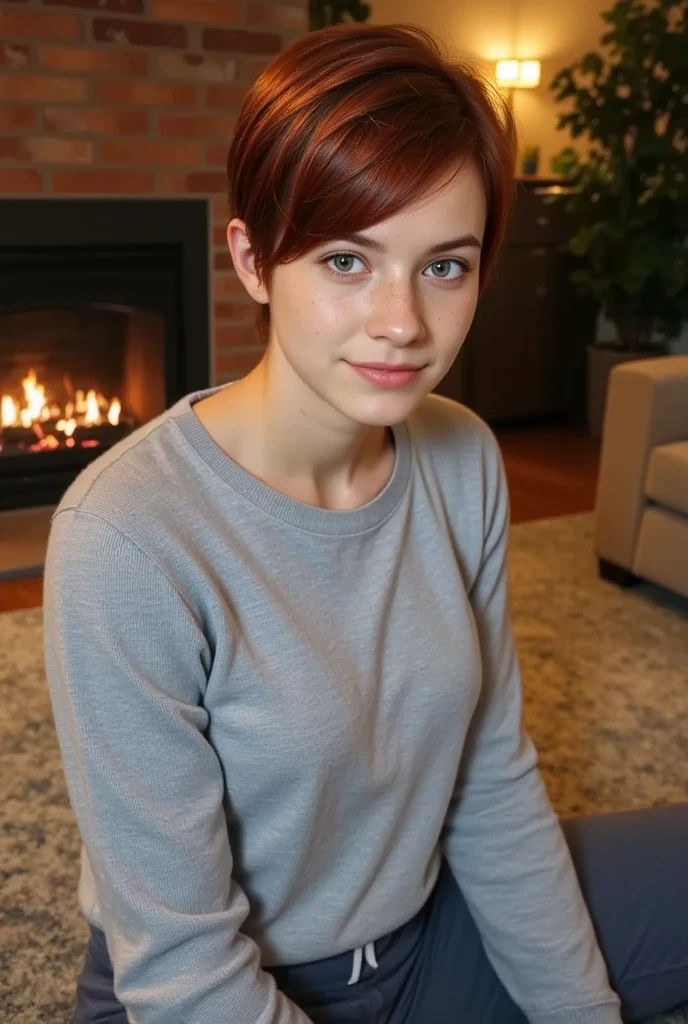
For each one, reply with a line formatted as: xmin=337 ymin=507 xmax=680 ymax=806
xmin=1 ymin=369 xmax=122 ymax=452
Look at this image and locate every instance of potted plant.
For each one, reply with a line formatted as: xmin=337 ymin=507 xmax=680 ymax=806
xmin=548 ymin=0 xmax=688 ymax=437
xmin=521 ymin=144 xmax=541 ymax=176
xmin=309 ymin=0 xmax=371 ymax=29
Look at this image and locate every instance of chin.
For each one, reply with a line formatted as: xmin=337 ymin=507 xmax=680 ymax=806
xmin=342 ymin=392 xmax=429 ymax=427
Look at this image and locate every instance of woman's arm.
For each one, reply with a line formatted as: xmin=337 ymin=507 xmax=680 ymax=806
xmin=43 ymin=508 xmax=312 ymax=1024
xmin=440 ymin=427 xmax=623 ymax=1024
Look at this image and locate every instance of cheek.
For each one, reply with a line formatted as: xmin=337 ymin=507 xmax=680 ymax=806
xmin=275 ymin=282 xmax=351 ymax=364
xmin=272 ymin=273 xmax=334 ymax=341
xmin=309 ymin=289 xmax=357 ymax=338
xmin=433 ymin=281 xmax=480 ymax=337
xmin=458 ymin=283 xmax=481 ymax=327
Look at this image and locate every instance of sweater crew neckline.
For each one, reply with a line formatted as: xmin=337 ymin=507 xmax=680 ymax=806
xmin=173 ymin=385 xmax=413 ymax=536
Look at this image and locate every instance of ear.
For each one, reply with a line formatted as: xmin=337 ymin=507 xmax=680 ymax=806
xmin=226 ymin=218 xmax=270 ymax=306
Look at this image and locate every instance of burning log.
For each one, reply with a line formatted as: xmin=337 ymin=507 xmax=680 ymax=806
xmin=1 ymin=369 xmax=134 ymax=453
xmin=71 ymin=421 xmax=131 ymax=446
xmin=0 ymin=425 xmax=41 ymax=446
xmin=0 ymin=420 xmax=133 ymax=449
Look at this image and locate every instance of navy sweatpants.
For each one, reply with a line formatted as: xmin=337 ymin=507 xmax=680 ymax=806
xmin=72 ymin=803 xmax=688 ymax=1024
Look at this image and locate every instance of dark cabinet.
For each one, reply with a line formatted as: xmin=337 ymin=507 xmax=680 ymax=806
xmin=434 ymin=182 xmax=596 ymax=424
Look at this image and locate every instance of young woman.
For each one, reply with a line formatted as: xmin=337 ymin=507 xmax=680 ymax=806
xmin=43 ymin=22 xmax=688 ymax=1024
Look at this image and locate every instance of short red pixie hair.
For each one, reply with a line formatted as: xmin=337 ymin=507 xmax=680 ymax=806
xmin=226 ymin=22 xmax=517 ymax=343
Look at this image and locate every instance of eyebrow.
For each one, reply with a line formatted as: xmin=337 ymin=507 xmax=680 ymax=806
xmin=328 ymin=232 xmax=483 ymax=255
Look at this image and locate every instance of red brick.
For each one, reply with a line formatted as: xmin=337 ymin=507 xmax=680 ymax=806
xmin=0 ymin=75 xmax=86 ymax=103
xmin=43 ymin=0 xmax=145 ymax=11
xmin=216 ymin=326 xmax=262 ymax=347
xmin=156 ymin=51 xmax=237 ymax=82
xmin=211 ymin=195 xmax=228 ymax=218
xmin=0 ymin=137 xmax=26 ymax=159
xmin=156 ymin=170 xmax=229 ymax=193
xmin=0 ymin=106 xmax=37 ymax=131
xmin=152 ymin=0 xmax=239 ymax=25
xmin=214 ymin=302 xmax=254 ymax=322
xmin=40 ymin=44 xmax=148 ymax=75
xmin=28 ymin=137 xmax=93 ymax=163
xmin=215 ymin=300 xmax=239 ymax=318
xmin=246 ymin=4 xmax=307 ymax=31
xmin=93 ymin=17 xmax=186 ymax=49
xmin=241 ymin=56 xmax=273 ymax=86
xmin=186 ymin=171 xmax=226 ymax=192
xmin=216 ymin=345 xmax=263 ymax=375
xmin=0 ymin=42 xmax=30 ymax=69
xmin=206 ymin=142 xmax=227 ymax=167
xmin=202 ymin=28 xmax=281 ymax=56
xmin=205 ymin=83 xmax=246 ymax=111
xmin=157 ymin=171 xmax=189 ymax=193
xmin=101 ymin=138 xmax=202 ymax=166
xmin=221 ymin=335 xmax=264 ymax=350
xmin=214 ymin=250 xmax=234 ymax=270
xmin=96 ymin=79 xmax=197 ymax=108
xmin=52 ymin=167 xmax=154 ymax=193
xmin=44 ymin=107 xmax=149 ymax=135
xmin=213 ymin=273 xmax=246 ymax=299
xmin=213 ymin=224 xmax=227 ymax=246
xmin=0 ymin=9 xmax=81 ymax=41
xmin=158 ymin=112 xmax=235 ymax=138
xmin=0 ymin=167 xmax=42 ymax=193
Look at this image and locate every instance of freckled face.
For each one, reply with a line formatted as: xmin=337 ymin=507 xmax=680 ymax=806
xmin=264 ymin=160 xmax=487 ymax=427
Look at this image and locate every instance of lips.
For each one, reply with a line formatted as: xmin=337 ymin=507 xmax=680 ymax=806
xmin=351 ymin=363 xmax=422 ymax=371
xmin=348 ymin=363 xmax=422 ymax=389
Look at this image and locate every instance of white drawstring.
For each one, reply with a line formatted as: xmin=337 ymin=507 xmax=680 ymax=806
xmin=347 ymin=940 xmax=378 ymax=985
xmin=347 ymin=947 xmax=363 ymax=986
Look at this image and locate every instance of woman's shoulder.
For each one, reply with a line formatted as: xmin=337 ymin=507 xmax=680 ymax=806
xmin=407 ymin=392 xmax=501 ymax=466
xmin=50 ymin=392 xmax=211 ymax=564
xmin=56 ymin=411 xmax=182 ymax=520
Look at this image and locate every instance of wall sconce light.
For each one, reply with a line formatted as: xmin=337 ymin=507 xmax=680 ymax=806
xmin=495 ymin=59 xmax=541 ymax=89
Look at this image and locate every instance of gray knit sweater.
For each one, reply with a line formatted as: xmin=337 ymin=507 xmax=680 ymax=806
xmin=43 ymin=385 xmax=622 ymax=1024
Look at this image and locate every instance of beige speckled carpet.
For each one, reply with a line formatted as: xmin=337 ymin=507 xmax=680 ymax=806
xmin=1 ymin=512 xmax=687 ymax=1023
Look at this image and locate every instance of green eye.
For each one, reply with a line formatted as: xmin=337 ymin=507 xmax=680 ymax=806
xmin=425 ymin=260 xmax=467 ymax=280
xmin=321 ymin=253 xmax=471 ymax=280
xmin=325 ymin=254 xmax=364 ymax=276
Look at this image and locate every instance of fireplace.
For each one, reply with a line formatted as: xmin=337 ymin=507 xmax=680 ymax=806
xmin=0 ymin=198 xmax=210 ymax=512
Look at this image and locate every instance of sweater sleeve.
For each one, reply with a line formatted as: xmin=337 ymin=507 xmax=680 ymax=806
xmin=43 ymin=508 xmax=312 ymax=1024
xmin=440 ymin=428 xmax=623 ymax=1024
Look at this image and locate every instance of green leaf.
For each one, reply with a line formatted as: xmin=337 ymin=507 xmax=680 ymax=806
xmin=549 ymin=0 xmax=688 ymax=347
xmin=580 ymin=51 xmax=605 ymax=75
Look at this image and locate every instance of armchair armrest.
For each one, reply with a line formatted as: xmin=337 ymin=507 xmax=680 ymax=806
xmin=593 ymin=354 xmax=688 ymax=572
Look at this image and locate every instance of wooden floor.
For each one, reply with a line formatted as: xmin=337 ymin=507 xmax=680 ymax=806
xmin=0 ymin=425 xmax=600 ymax=614
xmin=497 ymin=423 xmax=600 ymax=523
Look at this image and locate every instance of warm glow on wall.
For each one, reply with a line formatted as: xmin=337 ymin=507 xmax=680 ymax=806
xmin=495 ymin=59 xmax=541 ymax=88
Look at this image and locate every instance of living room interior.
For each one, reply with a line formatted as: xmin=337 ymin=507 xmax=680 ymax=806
xmin=0 ymin=0 xmax=687 ymax=1021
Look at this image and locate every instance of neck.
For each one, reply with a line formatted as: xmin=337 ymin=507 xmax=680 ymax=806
xmin=210 ymin=346 xmax=393 ymax=508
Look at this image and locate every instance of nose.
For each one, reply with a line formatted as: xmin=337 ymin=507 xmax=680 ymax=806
xmin=366 ymin=277 xmax=426 ymax=346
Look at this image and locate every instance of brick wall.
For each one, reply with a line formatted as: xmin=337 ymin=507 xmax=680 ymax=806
xmin=0 ymin=0 xmax=308 ymax=384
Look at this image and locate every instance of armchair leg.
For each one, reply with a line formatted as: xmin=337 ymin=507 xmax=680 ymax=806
xmin=598 ymin=559 xmax=640 ymax=588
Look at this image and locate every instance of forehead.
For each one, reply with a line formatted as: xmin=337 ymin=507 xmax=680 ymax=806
xmin=383 ymin=161 xmax=486 ymax=234
xmin=318 ymin=161 xmax=487 ymax=252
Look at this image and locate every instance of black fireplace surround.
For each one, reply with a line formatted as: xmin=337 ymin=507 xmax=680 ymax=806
xmin=0 ymin=198 xmax=210 ymax=510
